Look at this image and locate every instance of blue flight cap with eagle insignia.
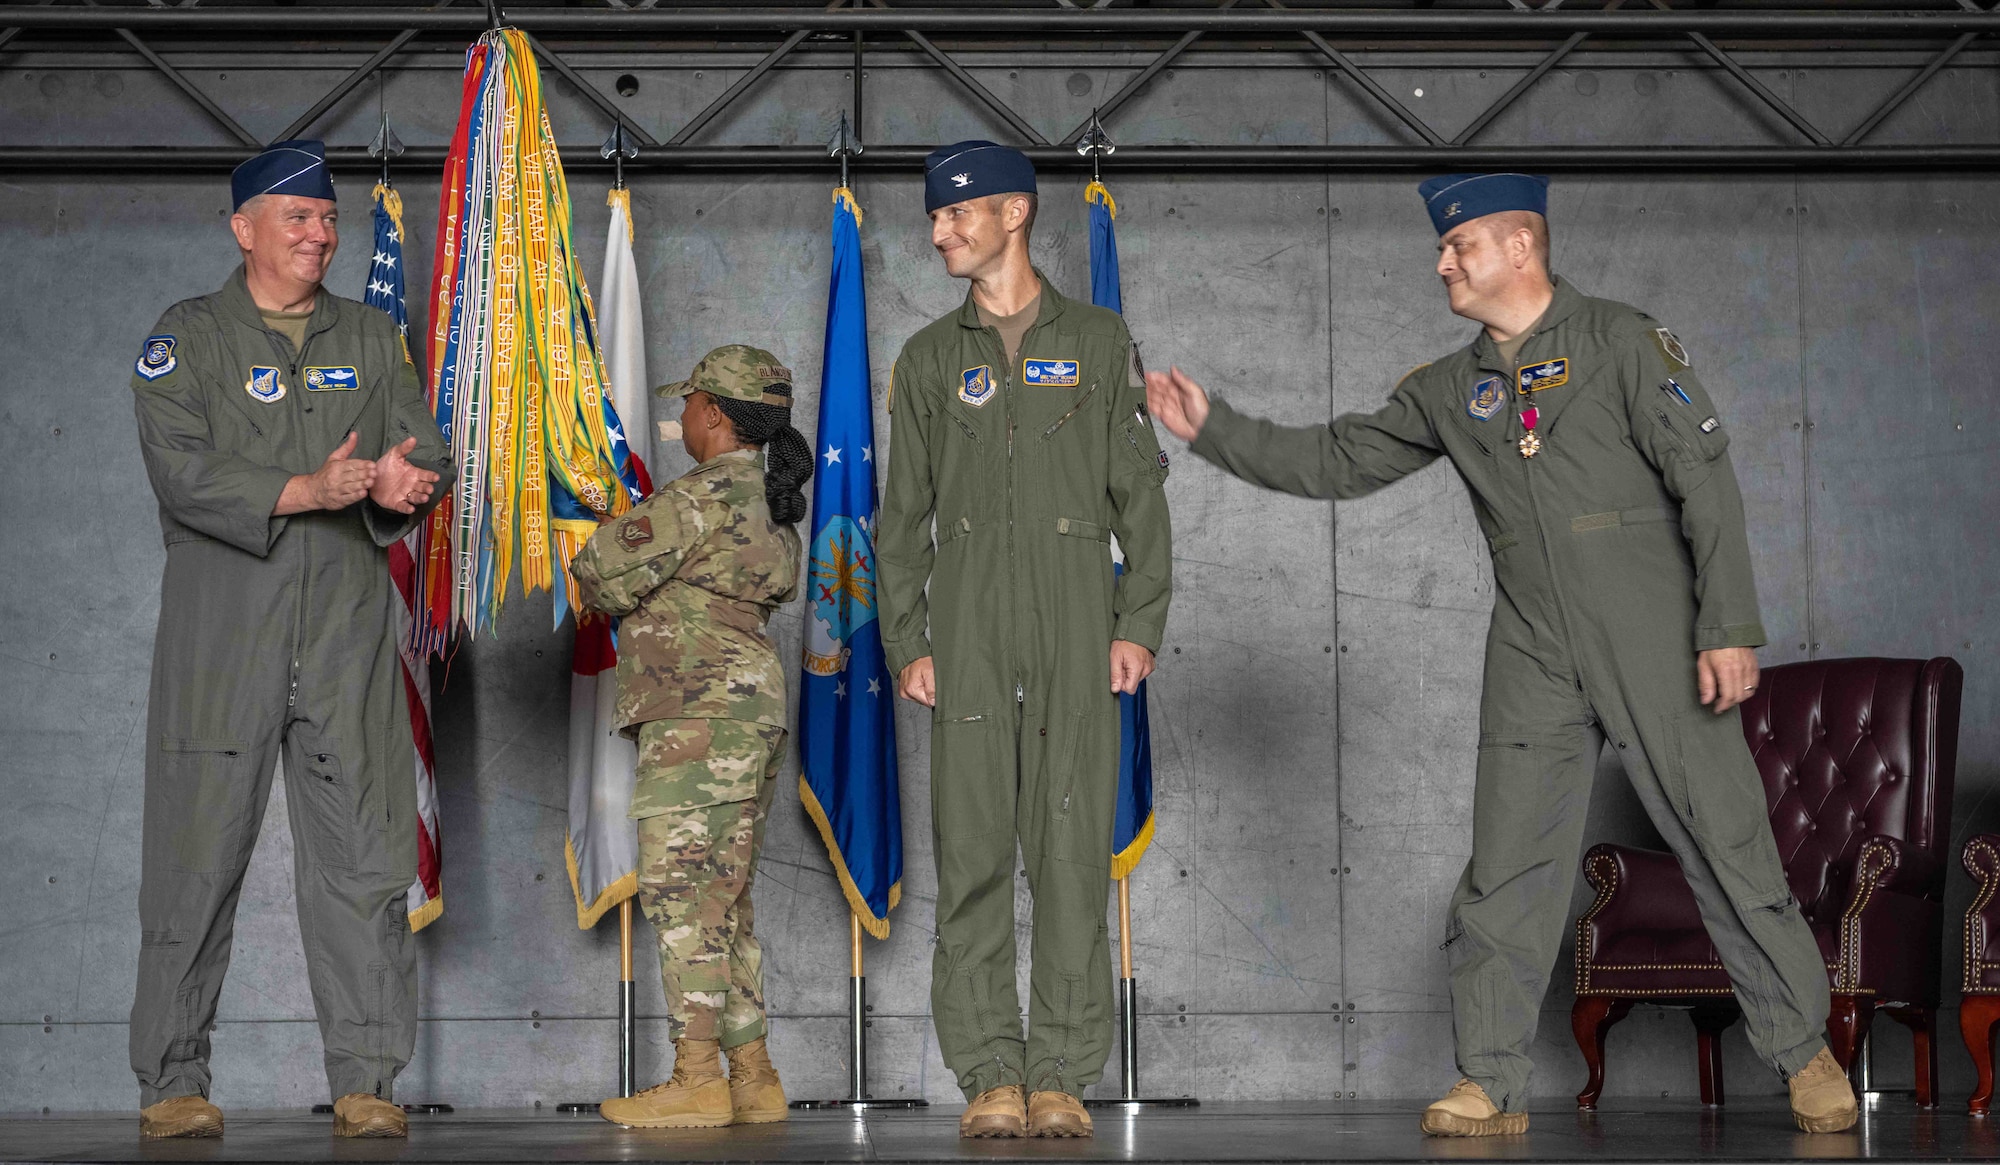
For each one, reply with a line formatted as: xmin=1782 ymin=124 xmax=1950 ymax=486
xmin=1418 ymin=172 xmax=1550 ymax=235
xmin=231 ymin=139 xmax=336 ymax=211
xmin=924 ymin=140 xmax=1037 ymax=215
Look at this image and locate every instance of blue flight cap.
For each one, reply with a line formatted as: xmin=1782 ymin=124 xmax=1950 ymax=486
xmin=230 ymin=139 xmax=336 ymax=211
xmin=1418 ymin=172 xmax=1550 ymax=235
xmin=924 ymin=140 xmax=1036 ymax=214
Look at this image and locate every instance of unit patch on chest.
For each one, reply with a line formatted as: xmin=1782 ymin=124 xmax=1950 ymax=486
xmin=303 ymin=365 xmax=360 ymax=391
xmin=135 ymin=335 xmax=177 ymax=381
xmin=1466 ymin=376 xmax=1506 ymax=421
xmin=1022 ymin=358 xmax=1080 ymax=387
xmin=960 ymin=365 xmax=995 ymax=407
xmin=1517 ymin=358 xmax=1569 ymax=394
xmin=244 ymin=366 xmax=287 ymax=404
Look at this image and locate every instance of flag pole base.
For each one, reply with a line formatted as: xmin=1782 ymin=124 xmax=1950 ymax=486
xmin=557 ymin=973 xmax=639 ymax=1113
xmin=554 ymin=1102 xmax=600 ymax=1113
xmin=310 ymin=1104 xmax=456 ymax=1114
xmin=790 ymin=972 xmax=929 ymax=1111
xmin=1081 ymin=976 xmax=1199 ymax=1110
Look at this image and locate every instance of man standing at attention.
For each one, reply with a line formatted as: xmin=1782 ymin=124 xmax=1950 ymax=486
xmin=128 ymin=141 xmax=449 ymax=1139
xmin=877 ymin=141 xmax=1173 ymax=1139
xmin=1145 ymin=174 xmax=1856 ymax=1136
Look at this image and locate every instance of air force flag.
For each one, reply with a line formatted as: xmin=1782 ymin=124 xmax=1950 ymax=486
xmin=799 ymin=187 xmax=904 ymax=939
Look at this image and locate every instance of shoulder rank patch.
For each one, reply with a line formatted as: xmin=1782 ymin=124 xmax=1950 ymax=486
xmin=1652 ymin=328 xmax=1691 ymax=371
xmin=616 ymin=515 xmax=654 ymax=551
xmin=1518 ymin=357 xmax=1569 ymax=394
xmin=960 ymin=365 xmax=995 ymax=407
xmin=135 ymin=335 xmax=177 ymax=381
xmin=1022 ymin=358 xmax=1081 ymax=388
xmin=244 ymin=366 xmax=286 ymax=404
xmin=303 ymin=365 xmax=360 ymax=391
xmin=1467 ymin=376 xmax=1506 ymax=421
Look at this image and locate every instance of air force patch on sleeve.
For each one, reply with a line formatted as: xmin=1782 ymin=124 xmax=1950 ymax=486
xmin=1022 ymin=358 xmax=1080 ymax=387
xmin=1466 ymin=376 xmax=1505 ymax=421
xmin=1517 ymin=357 xmax=1569 ymax=394
xmin=303 ymin=366 xmax=360 ymax=391
xmin=136 ymin=335 xmax=178 ymax=381
xmin=1652 ymin=328 xmax=1691 ymax=371
xmin=244 ymin=366 xmax=286 ymax=404
xmin=960 ymin=365 xmax=995 ymax=407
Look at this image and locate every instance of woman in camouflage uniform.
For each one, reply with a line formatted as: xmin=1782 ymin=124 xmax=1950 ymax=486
xmin=571 ymin=345 xmax=813 ymax=1129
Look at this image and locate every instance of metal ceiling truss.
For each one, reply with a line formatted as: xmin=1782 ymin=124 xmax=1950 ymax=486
xmin=3 ymin=2 xmax=1999 ymax=172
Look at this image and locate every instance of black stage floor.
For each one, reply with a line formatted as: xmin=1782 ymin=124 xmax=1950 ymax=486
xmin=1 ymin=1101 xmax=1992 ymax=1165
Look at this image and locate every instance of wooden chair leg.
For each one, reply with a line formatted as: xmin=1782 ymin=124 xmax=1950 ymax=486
xmin=1572 ymin=996 xmax=1633 ymax=1110
xmin=1691 ymin=1001 xmax=1741 ymax=1107
xmin=1827 ymin=994 xmax=1876 ymax=1075
xmin=1885 ymin=1006 xmax=1940 ymax=1110
xmin=1960 ymin=995 xmax=2000 ymax=1116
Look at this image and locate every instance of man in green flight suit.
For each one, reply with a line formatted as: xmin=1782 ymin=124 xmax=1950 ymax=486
xmin=127 ymin=141 xmax=450 ymax=1140
xmin=878 ymin=141 xmax=1174 ymax=1139
xmin=1145 ymin=173 xmax=1856 ymax=1136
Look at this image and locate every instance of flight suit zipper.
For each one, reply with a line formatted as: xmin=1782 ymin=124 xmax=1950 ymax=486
xmin=1515 ymin=387 xmax=1586 ymax=696
xmin=1041 ymin=381 xmax=1100 ymax=440
xmin=988 ymin=323 xmax=1023 ymax=708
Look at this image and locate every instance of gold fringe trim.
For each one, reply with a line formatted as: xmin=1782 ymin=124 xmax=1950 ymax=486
xmin=408 ymin=893 xmax=443 ymax=934
xmin=607 ymin=186 xmax=633 ymax=243
xmin=565 ymin=831 xmax=639 ymax=930
xmin=832 ymin=186 xmax=864 ymax=225
xmin=1109 ymin=810 xmax=1155 ymax=882
xmin=1085 ymin=180 xmax=1118 ymax=219
xmin=797 ymin=774 xmax=899 ymax=940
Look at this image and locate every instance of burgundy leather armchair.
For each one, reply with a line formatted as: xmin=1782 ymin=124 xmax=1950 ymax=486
xmin=1570 ymin=657 xmax=1963 ymax=1110
xmin=1959 ymin=835 xmax=2000 ymax=1113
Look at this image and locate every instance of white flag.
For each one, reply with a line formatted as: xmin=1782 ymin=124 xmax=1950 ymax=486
xmin=563 ymin=187 xmax=653 ymax=928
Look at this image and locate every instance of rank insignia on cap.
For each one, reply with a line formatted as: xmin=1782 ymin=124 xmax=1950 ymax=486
xmin=1467 ymin=376 xmax=1505 ymax=421
xmin=303 ymin=366 xmax=359 ymax=391
xmin=244 ymin=366 xmax=286 ymax=403
xmin=1517 ymin=358 xmax=1569 ymax=394
xmin=960 ymin=365 xmax=995 ymax=407
xmin=136 ymin=335 xmax=178 ymax=381
xmin=1653 ymin=328 xmax=1691 ymax=371
xmin=1022 ymin=358 xmax=1080 ymax=387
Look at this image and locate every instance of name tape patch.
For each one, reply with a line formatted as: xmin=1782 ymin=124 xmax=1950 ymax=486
xmin=303 ymin=366 xmax=360 ymax=391
xmin=1022 ymin=358 xmax=1080 ymax=388
xmin=1518 ymin=358 xmax=1569 ymax=394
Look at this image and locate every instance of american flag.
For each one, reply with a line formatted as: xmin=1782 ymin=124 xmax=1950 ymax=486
xmin=369 ymin=182 xmax=445 ymax=932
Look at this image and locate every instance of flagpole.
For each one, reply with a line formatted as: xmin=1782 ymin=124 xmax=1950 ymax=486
xmin=1086 ymin=876 xmax=1198 ymax=1111
xmin=620 ymin=898 xmax=637 ymax=1097
xmin=792 ymin=911 xmax=927 ymax=1110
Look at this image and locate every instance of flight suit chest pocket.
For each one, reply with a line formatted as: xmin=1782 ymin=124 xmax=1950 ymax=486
xmin=154 ymin=738 xmax=257 ymax=874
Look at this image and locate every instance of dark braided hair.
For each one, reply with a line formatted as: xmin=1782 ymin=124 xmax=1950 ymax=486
xmin=713 ymin=390 xmax=813 ymax=525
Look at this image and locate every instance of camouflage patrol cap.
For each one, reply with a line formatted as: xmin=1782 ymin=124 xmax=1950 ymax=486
xmin=658 ymin=344 xmax=795 ymax=407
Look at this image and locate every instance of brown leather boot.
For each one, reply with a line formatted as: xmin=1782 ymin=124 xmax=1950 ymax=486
xmin=958 ymin=1084 xmax=1027 ymax=1138
xmin=1420 ymin=1078 xmax=1528 ymax=1137
xmin=726 ymin=1037 xmax=788 ymax=1124
xmin=139 ymin=1095 xmax=223 ymax=1138
xmin=1028 ymin=1090 xmax=1092 ymax=1138
xmin=1789 ymin=1047 xmax=1859 ymax=1133
xmin=332 ymin=1093 xmax=407 ymax=1138
xmin=600 ymin=1039 xmax=733 ymax=1129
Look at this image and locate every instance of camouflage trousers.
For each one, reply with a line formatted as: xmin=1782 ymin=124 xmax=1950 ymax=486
xmin=633 ymin=718 xmax=786 ymax=1048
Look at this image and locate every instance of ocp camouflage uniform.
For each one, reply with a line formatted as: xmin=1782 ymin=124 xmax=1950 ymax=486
xmin=571 ymin=448 xmax=801 ymax=1047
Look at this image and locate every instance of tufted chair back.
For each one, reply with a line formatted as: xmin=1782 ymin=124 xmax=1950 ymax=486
xmin=1743 ymin=657 xmax=1962 ymax=926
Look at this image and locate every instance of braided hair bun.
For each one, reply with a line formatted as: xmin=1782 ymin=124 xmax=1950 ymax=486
xmin=713 ymin=387 xmax=813 ymax=525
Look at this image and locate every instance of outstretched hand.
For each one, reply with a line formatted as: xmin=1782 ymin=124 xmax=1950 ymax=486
xmin=369 ymin=436 xmax=442 ymax=515
xmin=1144 ymin=366 xmax=1212 ymax=444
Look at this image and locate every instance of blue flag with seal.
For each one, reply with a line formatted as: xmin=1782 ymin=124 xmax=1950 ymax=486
xmin=1087 ymin=179 xmax=1156 ymax=880
xmin=799 ymin=187 xmax=903 ymax=939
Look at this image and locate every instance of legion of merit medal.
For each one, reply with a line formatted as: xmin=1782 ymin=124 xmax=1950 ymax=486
xmin=1518 ymin=404 xmax=1542 ymax=458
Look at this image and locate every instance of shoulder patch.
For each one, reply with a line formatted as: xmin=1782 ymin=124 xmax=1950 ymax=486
xmin=1651 ymin=327 xmax=1691 ymax=371
xmin=136 ymin=335 xmax=177 ymax=381
xmin=616 ymin=515 xmax=655 ymax=551
xmin=1394 ymin=363 xmax=1432 ymax=392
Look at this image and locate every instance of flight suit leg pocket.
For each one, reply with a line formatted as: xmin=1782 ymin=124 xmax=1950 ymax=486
xmin=154 ymin=738 xmax=256 ymax=874
xmin=1470 ymin=730 xmax=1591 ymax=876
xmin=932 ymin=710 xmax=1009 ymax=841
xmin=1053 ymin=709 xmax=1117 ymax=870
xmin=1661 ymin=710 xmax=1784 ymax=889
xmin=294 ymin=751 xmax=357 ymax=871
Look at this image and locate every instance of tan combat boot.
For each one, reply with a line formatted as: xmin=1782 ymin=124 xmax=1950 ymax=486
xmin=958 ymin=1084 xmax=1027 ymax=1138
xmin=726 ymin=1037 xmax=788 ymax=1124
xmin=1788 ymin=1047 xmax=1859 ymax=1133
xmin=600 ymin=1039 xmax=733 ymax=1129
xmin=332 ymin=1093 xmax=407 ymax=1138
xmin=1027 ymin=1090 xmax=1092 ymax=1138
xmin=1420 ymin=1078 xmax=1529 ymax=1137
xmin=139 ymin=1095 xmax=223 ymax=1138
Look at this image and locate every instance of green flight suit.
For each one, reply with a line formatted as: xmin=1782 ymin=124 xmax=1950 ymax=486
xmin=128 ymin=266 xmax=451 ymax=1106
xmin=1190 ymin=276 xmax=1828 ymax=1110
xmin=878 ymin=272 xmax=1173 ymax=1098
